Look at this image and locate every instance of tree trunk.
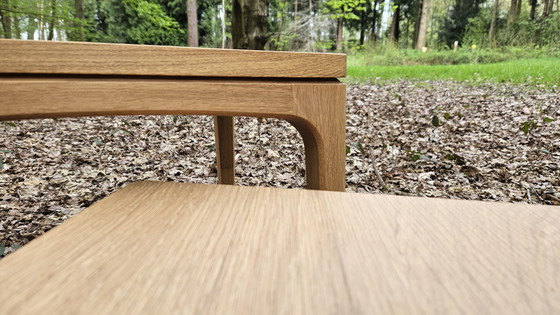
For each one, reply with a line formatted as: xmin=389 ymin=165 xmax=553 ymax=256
xmin=74 ymin=0 xmax=85 ymax=41
xmin=389 ymin=5 xmax=401 ymax=44
xmin=232 ymin=0 xmax=268 ymax=50
xmin=12 ymin=12 xmax=20 ymax=39
xmin=221 ymin=0 xmax=226 ymax=48
xmin=488 ymin=0 xmax=499 ymax=45
xmin=0 ymin=0 xmax=12 ymax=38
xmin=187 ymin=0 xmax=198 ymax=46
xmin=26 ymin=14 xmax=36 ymax=39
xmin=370 ymin=0 xmax=379 ymax=44
xmin=232 ymin=0 xmax=244 ymax=48
xmin=507 ymin=0 xmax=518 ymax=24
xmin=293 ymin=0 xmax=299 ymax=50
xmin=38 ymin=0 xmax=44 ymax=40
xmin=529 ymin=0 xmax=537 ymax=20
xmin=413 ymin=0 xmax=423 ymax=48
xmin=416 ymin=0 xmax=430 ymax=50
xmin=359 ymin=9 xmax=366 ymax=46
xmin=47 ymin=0 xmax=56 ymax=40
xmin=336 ymin=17 xmax=343 ymax=50
xmin=542 ymin=0 xmax=554 ymax=17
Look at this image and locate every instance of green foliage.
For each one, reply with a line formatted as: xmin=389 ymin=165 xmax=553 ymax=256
xmin=87 ymin=0 xmax=185 ymax=45
xmin=269 ymin=0 xmax=294 ymax=50
xmin=437 ymin=0 xmax=484 ymax=47
xmin=324 ymin=0 xmax=366 ymax=20
xmin=536 ymin=12 xmax=560 ymax=48
xmin=126 ymin=0 xmax=184 ymax=45
xmin=444 ymin=153 xmax=466 ymax=165
xmin=462 ymin=5 xmax=494 ymax=47
xmin=353 ymin=140 xmax=365 ymax=154
xmin=347 ymin=46 xmax=536 ymax=66
xmin=521 ymin=120 xmax=537 ymax=134
xmin=1 ymin=0 xmax=558 ymax=54
xmin=0 ymin=0 xmax=77 ymax=39
xmin=408 ymin=150 xmax=430 ymax=161
xmin=464 ymin=9 xmax=560 ymax=50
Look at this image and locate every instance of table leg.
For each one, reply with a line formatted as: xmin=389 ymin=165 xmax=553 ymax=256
xmin=289 ymin=82 xmax=346 ymax=192
xmin=214 ymin=116 xmax=235 ymax=185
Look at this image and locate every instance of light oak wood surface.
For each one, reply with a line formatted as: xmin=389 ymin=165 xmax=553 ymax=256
xmin=0 ymin=78 xmax=347 ymax=191
xmin=0 ymin=182 xmax=558 ymax=314
xmin=0 ymin=39 xmax=346 ymax=78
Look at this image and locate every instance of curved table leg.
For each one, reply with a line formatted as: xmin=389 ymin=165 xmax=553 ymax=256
xmin=288 ymin=82 xmax=346 ymax=192
xmin=212 ymin=81 xmax=346 ymax=191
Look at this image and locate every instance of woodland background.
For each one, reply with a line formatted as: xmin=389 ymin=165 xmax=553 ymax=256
xmin=0 ymin=0 xmax=559 ymax=52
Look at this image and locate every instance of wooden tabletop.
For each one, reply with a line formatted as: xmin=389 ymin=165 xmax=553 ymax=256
xmin=0 ymin=39 xmax=346 ymax=78
xmin=0 ymin=182 xmax=558 ymax=314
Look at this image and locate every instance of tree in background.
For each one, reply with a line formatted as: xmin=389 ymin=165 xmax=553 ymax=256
xmin=97 ymin=0 xmax=184 ymax=45
xmin=438 ymin=0 xmax=484 ymax=47
xmin=542 ymin=0 xmax=555 ymax=17
xmin=68 ymin=0 xmax=85 ymax=41
xmin=415 ymin=0 xmax=430 ymax=49
xmin=1 ymin=0 xmax=558 ymax=51
xmin=507 ymin=0 xmax=520 ymax=26
xmin=487 ymin=0 xmax=499 ymax=46
xmin=0 ymin=0 xmax=12 ymax=38
xmin=324 ymin=0 xmax=365 ymax=50
xmin=342 ymin=0 xmax=382 ymax=46
xmin=186 ymin=0 xmax=197 ymax=46
xmin=386 ymin=0 xmax=427 ymax=48
xmin=388 ymin=1 xmax=401 ymax=44
xmin=0 ymin=0 xmax=75 ymax=40
xmin=232 ymin=0 xmax=267 ymax=49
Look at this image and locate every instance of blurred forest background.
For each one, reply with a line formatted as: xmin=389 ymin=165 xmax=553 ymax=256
xmin=0 ymin=0 xmax=558 ymax=53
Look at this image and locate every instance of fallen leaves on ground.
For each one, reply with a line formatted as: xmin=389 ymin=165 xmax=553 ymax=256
xmin=1 ymin=80 xmax=559 ymax=257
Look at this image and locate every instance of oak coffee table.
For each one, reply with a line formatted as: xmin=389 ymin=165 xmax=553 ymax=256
xmin=0 ymin=39 xmax=347 ymax=191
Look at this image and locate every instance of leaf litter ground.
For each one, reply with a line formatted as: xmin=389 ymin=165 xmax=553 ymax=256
xmin=1 ymin=80 xmax=559 ymax=257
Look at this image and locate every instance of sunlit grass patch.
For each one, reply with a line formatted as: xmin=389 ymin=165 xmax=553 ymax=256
xmin=346 ymin=58 xmax=560 ymax=88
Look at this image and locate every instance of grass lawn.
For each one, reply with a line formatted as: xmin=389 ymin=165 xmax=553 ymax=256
xmin=346 ymin=57 xmax=560 ymax=87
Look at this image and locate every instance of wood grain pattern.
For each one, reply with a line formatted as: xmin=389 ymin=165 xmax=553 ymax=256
xmin=289 ymin=83 xmax=347 ymax=191
xmin=0 ymin=78 xmax=296 ymax=120
xmin=0 ymin=182 xmax=558 ymax=314
xmin=0 ymin=39 xmax=346 ymax=78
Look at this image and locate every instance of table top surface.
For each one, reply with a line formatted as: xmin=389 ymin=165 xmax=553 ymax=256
xmin=0 ymin=39 xmax=346 ymax=78
xmin=0 ymin=181 xmax=558 ymax=314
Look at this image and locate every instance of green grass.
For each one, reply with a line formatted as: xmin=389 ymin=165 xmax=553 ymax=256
xmin=346 ymin=58 xmax=560 ymax=87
